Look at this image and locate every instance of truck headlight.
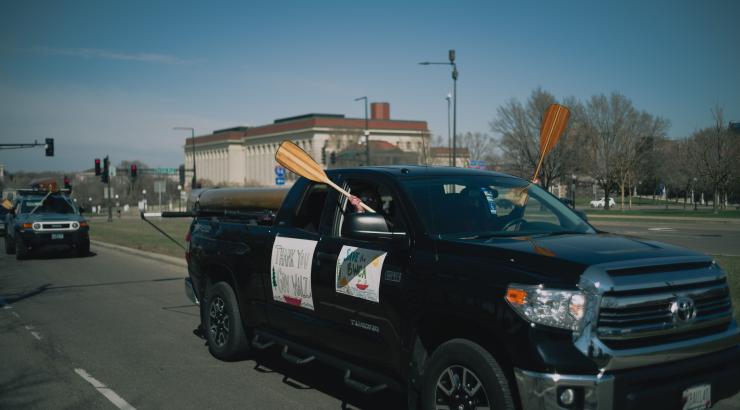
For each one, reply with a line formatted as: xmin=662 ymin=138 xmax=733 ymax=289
xmin=505 ymin=284 xmax=586 ymax=331
xmin=72 ymin=222 xmax=80 ymax=229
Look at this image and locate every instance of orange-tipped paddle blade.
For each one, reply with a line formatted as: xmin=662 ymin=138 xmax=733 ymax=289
xmin=275 ymin=141 xmax=328 ymax=184
xmin=539 ymin=104 xmax=570 ymax=158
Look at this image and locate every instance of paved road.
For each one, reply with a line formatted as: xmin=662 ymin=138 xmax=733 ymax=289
xmin=589 ymin=218 xmax=740 ymax=256
xmin=0 ymin=242 xmax=403 ymax=409
xmin=1 ymin=238 xmax=738 ymax=409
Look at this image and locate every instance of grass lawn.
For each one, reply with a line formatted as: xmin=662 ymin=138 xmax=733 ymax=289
xmin=88 ymin=217 xmax=191 ymax=258
xmin=715 ymin=255 xmax=740 ymax=321
xmin=584 ymin=208 xmax=740 ymax=219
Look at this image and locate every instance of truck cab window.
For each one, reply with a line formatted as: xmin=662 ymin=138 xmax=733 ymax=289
xmin=293 ymin=183 xmax=328 ymax=233
xmin=340 ymin=180 xmax=405 ymax=237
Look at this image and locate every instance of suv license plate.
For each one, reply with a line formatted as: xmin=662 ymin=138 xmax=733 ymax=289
xmin=682 ymin=384 xmax=711 ymax=410
xmin=51 ymin=233 xmax=64 ymax=240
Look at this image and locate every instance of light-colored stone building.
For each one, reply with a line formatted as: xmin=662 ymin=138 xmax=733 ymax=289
xmin=183 ymin=102 xmax=430 ymax=187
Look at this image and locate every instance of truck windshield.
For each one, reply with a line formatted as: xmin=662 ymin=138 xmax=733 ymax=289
xmin=401 ymin=175 xmax=595 ymax=238
xmin=22 ymin=196 xmax=76 ymax=214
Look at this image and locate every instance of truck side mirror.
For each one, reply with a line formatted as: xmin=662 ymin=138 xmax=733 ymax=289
xmin=343 ymin=213 xmax=395 ymax=241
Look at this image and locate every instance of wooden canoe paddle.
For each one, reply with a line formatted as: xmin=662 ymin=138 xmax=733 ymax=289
xmin=532 ymin=103 xmax=570 ymax=182
xmin=274 ymin=141 xmax=376 ymax=213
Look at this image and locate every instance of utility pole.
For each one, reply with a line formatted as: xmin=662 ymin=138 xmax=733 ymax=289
xmin=174 ymin=127 xmax=196 ymax=188
xmin=105 ymin=155 xmax=113 ymax=222
xmin=419 ymin=49 xmax=459 ymax=166
xmin=355 ymin=96 xmax=369 ymax=166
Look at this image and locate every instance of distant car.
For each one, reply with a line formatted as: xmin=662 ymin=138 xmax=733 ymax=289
xmin=4 ymin=192 xmax=90 ymax=259
xmin=590 ymin=197 xmax=616 ymax=208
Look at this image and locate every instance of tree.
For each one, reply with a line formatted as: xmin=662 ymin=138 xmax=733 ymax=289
xmin=687 ymin=106 xmax=738 ymax=213
xmin=459 ymin=132 xmax=495 ymax=163
xmin=490 ymin=88 xmax=580 ymax=190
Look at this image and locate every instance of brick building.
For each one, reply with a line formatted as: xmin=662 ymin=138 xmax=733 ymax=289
xmin=183 ymin=102 xmax=430 ymax=187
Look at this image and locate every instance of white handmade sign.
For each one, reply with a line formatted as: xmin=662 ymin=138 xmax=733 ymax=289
xmin=270 ymin=236 xmax=317 ymax=310
xmin=335 ymin=246 xmax=387 ymax=303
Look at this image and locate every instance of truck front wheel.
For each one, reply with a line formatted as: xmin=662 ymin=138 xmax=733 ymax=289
xmin=421 ymin=339 xmax=514 ymax=410
xmin=204 ymin=282 xmax=250 ymax=361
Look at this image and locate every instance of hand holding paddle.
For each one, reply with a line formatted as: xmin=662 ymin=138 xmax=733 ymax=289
xmin=275 ymin=141 xmax=376 ymax=213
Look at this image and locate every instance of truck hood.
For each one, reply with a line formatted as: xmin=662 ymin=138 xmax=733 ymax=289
xmin=18 ymin=213 xmax=85 ymax=222
xmin=441 ymin=233 xmax=708 ymax=284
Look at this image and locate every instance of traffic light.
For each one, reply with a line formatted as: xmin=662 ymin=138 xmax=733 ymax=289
xmin=45 ymin=138 xmax=54 ymax=157
xmin=130 ymin=164 xmax=138 ymax=178
xmin=321 ymin=147 xmax=327 ymax=164
xmin=178 ymin=165 xmax=185 ymax=187
xmin=94 ymin=158 xmax=101 ymax=175
xmin=63 ymin=175 xmax=71 ymax=190
xmin=330 ymin=151 xmax=336 ymax=165
xmin=101 ymin=157 xmax=110 ymax=183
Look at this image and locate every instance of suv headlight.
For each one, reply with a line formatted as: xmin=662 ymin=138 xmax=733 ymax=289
xmin=72 ymin=222 xmax=80 ymax=229
xmin=505 ymin=284 xmax=586 ymax=331
xmin=32 ymin=223 xmax=41 ymax=230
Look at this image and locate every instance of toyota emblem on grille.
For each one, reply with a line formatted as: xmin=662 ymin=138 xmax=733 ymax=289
xmin=670 ymin=296 xmax=697 ymax=326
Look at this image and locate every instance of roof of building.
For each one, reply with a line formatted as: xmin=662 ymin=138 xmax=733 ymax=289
xmin=430 ymin=146 xmax=471 ymax=156
xmin=187 ymin=113 xmax=429 ymax=146
xmin=335 ymin=140 xmax=406 ymax=158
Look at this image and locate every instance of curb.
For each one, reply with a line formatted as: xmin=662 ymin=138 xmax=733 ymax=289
xmin=585 ymin=214 xmax=740 ymax=223
xmin=90 ymin=240 xmax=187 ymax=268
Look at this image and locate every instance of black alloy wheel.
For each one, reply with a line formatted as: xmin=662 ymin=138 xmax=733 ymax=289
xmin=421 ymin=339 xmax=514 ymax=410
xmin=204 ymin=282 xmax=250 ymax=361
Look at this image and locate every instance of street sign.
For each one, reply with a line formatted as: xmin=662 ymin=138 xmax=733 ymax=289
xmin=154 ymin=180 xmax=166 ymax=193
xmin=275 ymin=165 xmax=286 ymax=177
xmin=109 ymin=166 xmax=117 ymax=177
xmin=275 ymin=177 xmax=285 ymax=185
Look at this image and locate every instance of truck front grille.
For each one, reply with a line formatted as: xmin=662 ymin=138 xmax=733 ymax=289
xmin=597 ymin=278 xmax=732 ymax=349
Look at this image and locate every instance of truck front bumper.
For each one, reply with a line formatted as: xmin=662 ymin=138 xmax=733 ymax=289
xmin=515 ymin=345 xmax=740 ymax=410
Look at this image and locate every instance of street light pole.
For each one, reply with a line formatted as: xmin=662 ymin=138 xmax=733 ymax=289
xmin=420 ymin=49 xmax=459 ymax=166
xmin=174 ymin=127 xmax=196 ymax=189
xmin=446 ymin=93 xmax=452 ymax=166
xmin=354 ymin=96 xmax=369 ymax=166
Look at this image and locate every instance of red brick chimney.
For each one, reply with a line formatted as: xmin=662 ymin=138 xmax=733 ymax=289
xmin=371 ymin=102 xmax=390 ymax=120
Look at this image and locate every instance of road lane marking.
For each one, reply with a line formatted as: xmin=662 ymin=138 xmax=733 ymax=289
xmin=11 ymin=311 xmax=20 ymax=318
xmin=74 ymin=368 xmax=136 ymax=410
xmin=30 ymin=331 xmax=42 ymax=340
xmin=648 ymin=227 xmax=675 ymax=231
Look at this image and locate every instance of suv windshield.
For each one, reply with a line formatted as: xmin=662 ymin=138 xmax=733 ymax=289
xmin=401 ymin=175 xmax=594 ymax=239
xmin=21 ymin=196 xmax=76 ymax=214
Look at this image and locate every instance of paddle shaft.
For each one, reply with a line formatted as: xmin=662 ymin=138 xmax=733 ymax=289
xmin=324 ymin=179 xmax=376 ymax=213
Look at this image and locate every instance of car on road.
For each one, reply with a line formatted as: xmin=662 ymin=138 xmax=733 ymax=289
xmin=4 ymin=190 xmax=90 ymax=259
xmin=589 ymin=197 xmax=616 ymax=208
xmin=179 ymin=166 xmax=740 ymax=410
xmin=0 ymin=204 xmax=8 ymax=236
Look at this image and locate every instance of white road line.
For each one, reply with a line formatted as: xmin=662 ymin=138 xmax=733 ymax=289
xmin=11 ymin=311 xmax=20 ymax=318
xmin=30 ymin=331 xmax=42 ymax=340
xmin=74 ymin=368 xmax=136 ymax=410
xmin=648 ymin=227 xmax=675 ymax=231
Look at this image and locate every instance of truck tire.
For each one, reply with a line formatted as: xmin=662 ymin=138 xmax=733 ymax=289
xmin=76 ymin=240 xmax=90 ymax=257
xmin=4 ymin=236 xmax=14 ymax=255
xmin=15 ymin=237 xmax=28 ymax=260
xmin=420 ymin=339 xmax=514 ymax=410
xmin=204 ymin=282 xmax=250 ymax=361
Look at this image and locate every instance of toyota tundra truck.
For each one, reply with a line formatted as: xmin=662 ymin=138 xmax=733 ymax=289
xmin=181 ymin=166 xmax=740 ymax=410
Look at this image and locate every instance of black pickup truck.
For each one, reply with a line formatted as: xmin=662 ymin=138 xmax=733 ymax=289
xmin=183 ymin=166 xmax=740 ymax=410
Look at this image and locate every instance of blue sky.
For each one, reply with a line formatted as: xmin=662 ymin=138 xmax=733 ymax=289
xmin=1 ymin=0 xmax=738 ymax=172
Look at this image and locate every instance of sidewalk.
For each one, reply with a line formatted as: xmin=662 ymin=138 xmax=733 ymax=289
xmin=90 ymin=239 xmax=187 ymax=268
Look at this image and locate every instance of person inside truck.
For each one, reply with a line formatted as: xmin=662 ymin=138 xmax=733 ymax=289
xmin=348 ymin=188 xmax=381 ymax=214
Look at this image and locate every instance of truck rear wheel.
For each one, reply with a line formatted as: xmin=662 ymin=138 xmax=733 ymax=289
xmin=76 ymin=240 xmax=90 ymax=257
xmin=15 ymin=238 xmax=28 ymax=260
xmin=4 ymin=236 xmax=14 ymax=255
xmin=421 ymin=339 xmax=514 ymax=410
xmin=204 ymin=282 xmax=250 ymax=361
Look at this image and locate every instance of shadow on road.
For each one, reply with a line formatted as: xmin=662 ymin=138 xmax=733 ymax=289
xmin=15 ymin=245 xmax=98 ymax=260
xmin=45 ymin=276 xmax=182 ymax=290
xmin=246 ymin=347 xmax=406 ymax=409
xmin=2 ymin=284 xmax=52 ymax=304
xmin=0 ymin=370 xmax=51 ymax=409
